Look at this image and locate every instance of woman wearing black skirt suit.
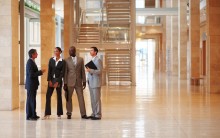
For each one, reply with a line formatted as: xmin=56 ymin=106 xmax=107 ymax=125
xmin=43 ymin=47 xmax=65 ymax=119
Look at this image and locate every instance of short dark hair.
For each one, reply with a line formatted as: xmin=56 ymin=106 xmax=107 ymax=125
xmin=55 ymin=47 xmax=62 ymax=53
xmin=91 ymin=47 xmax=98 ymax=54
xmin=28 ymin=49 xmax=36 ymax=58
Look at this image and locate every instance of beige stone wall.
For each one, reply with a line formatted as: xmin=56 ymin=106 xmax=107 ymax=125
xmin=178 ymin=0 xmax=187 ymax=79
xmin=171 ymin=0 xmax=178 ymax=76
xmin=0 ymin=0 xmax=19 ymax=110
xmin=206 ymin=0 xmax=220 ymax=93
xmin=190 ymin=0 xmax=200 ymax=78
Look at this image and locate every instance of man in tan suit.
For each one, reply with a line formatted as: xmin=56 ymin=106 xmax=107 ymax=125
xmin=64 ymin=46 xmax=88 ymax=119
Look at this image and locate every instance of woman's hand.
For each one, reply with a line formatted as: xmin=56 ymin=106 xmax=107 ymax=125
xmin=53 ymin=82 xmax=59 ymax=88
xmin=49 ymin=81 xmax=53 ymax=87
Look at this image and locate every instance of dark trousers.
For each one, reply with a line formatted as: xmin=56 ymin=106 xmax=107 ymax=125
xmin=45 ymin=86 xmax=63 ymax=116
xmin=26 ymin=90 xmax=37 ymax=119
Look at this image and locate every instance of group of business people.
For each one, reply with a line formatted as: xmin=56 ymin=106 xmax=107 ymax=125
xmin=25 ymin=46 xmax=102 ymax=121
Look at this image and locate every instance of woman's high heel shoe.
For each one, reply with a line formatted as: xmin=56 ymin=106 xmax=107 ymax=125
xmin=42 ymin=115 xmax=50 ymax=120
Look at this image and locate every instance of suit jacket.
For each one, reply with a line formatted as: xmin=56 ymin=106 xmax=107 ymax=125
xmin=47 ymin=57 xmax=65 ymax=84
xmin=25 ymin=58 xmax=43 ymax=91
xmin=87 ymin=56 xmax=103 ymax=88
xmin=64 ymin=56 xmax=86 ymax=87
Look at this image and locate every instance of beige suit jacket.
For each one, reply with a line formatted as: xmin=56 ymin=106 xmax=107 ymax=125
xmin=64 ymin=56 xmax=86 ymax=87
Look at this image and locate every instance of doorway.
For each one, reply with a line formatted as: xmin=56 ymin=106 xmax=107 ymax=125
xmin=201 ymin=40 xmax=206 ymax=76
xmin=136 ymin=39 xmax=156 ymax=86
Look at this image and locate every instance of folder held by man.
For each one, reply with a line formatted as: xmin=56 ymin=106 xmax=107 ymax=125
xmin=85 ymin=60 xmax=97 ymax=70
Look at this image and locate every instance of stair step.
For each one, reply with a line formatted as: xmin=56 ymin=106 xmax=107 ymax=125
xmin=78 ymin=37 xmax=99 ymax=40
xmin=80 ymin=32 xmax=99 ymax=35
xmin=108 ymin=75 xmax=131 ymax=77
xmin=80 ymin=31 xmax=99 ymax=33
xmin=81 ymin=24 xmax=99 ymax=27
xmin=108 ymin=14 xmax=130 ymax=17
xmin=107 ymin=11 xmax=130 ymax=14
xmin=107 ymin=4 xmax=130 ymax=8
xmin=108 ymin=78 xmax=131 ymax=81
xmin=107 ymin=1 xmax=130 ymax=4
xmin=106 ymin=0 xmax=130 ymax=2
xmin=79 ymin=35 xmax=99 ymax=38
xmin=108 ymin=72 xmax=131 ymax=74
xmin=107 ymin=8 xmax=130 ymax=11
xmin=108 ymin=24 xmax=130 ymax=27
xmin=107 ymin=55 xmax=130 ymax=57
xmin=78 ymin=40 xmax=99 ymax=42
xmin=108 ymin=69 xmax=131 ymax=73
xmin=108 ymin=18 xmax=130 ymax=21
xmin=107 ymin=21 xmax=130 ymax=24
xmin=108 ymin=53 xmax=130 ymax=54
xmin=108 ymin=65 xmax=130 ymax=68
xmin=107 ymin=60 xmax=130 ymax=62
xmin=107 ymin=58 xmax=130 ymax=60
xmin=109 ymin=76 xmax=131 ymax=78
xmin=80 ymin=28 xmax=99 ymax=32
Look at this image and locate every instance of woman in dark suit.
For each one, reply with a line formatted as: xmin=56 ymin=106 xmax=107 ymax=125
xmin=43 ymin=47 xmax=65 ymax=119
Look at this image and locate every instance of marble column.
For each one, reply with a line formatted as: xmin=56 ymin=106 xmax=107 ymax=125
xmin=64 ymin=0 xmax=74 ymax=58
xmin=161 ymin=0 xmax=166 ymax=72
xmin=20 ymin=0 xmax=25 ymax=84
xmin=166 ymin=0 xmax=172 ymax=74
xmin=189 ymin=0 xmax=200 ymax=79
xmin=131 ymin=0 xmax=136 ymax=85
xmin=0 ymin=0 xmax=19 ymax=110
xmin=40 ymin=0 xmax=56 ymax=93
xmin=155 ymin=0 xmax=160 ymax=8
xmin=155 ymin=37 xmax=160 ymax=71
xmin=178 ymin=0 xmax=187 ymax=79
xmin=206 ymin=0 xmax=220 ymax=93
xmin=171 ymin=0 xmax=178 ymax=76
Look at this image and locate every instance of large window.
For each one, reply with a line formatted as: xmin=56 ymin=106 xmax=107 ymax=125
xmin=136 ymin=0 xmax=145 ymax=8
xmin=29 ymin=21 xmax=40 ymax=45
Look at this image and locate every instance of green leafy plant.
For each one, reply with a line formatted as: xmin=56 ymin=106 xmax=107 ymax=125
xmin=25 ymin=1 xmax=40 ymax=13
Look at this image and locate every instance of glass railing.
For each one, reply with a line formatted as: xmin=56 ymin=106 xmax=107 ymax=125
xmin=136 ymin=16 xmax=161 ymax=25
xmin=77 ymin=8 xmax=130 ymax=44
xmin=75 ymin=26 xmax=130 ymax=44
xmin=81 ymin=8 xmax=105 ymax=25
xmin=101 ymin=27 xmax=130 ymax=43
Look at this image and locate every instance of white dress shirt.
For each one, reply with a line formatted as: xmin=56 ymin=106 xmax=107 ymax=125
xmin=53 ymin=57 xmax=63 ymax=78
xmin=53 ymin=57 xmax=63 ymax=66
xmin=92 ymin=55 xmax=97 ymax=61
xmin=71 ymin=56 xmax=77 ymax=65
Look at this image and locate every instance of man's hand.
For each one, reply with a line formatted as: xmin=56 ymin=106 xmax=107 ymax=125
xmin=41 ymin=69 xmax=46 ymax=73
xmin=49 ymin=81 xmax=53 ymax=87
xmin=82 ymin=82 xmax=86 ymax=90
xmin=63 ymin=84 xmax=68 ymax=91
xmin=85 ymin=67 xmax=90 ymax=72
xmin=53 ymin=82 xmax=59 ymax=88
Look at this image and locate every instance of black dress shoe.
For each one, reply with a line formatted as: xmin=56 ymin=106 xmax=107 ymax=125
xmin=27 ymin=117 xmax=38 ymax=121
xmin=91 ymin=117 xmax=101 ymax=120
xmin=67 ymin=115 xmax=71 ymax=119
xmin=81 ymin=115 xmax=89 ymax=119
xmin=87 ymin=116 xmax=94 ymax=119
xmin=36 ymin=116 xmax=40 ymax=119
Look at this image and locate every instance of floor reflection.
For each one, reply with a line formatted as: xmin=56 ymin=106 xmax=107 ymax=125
xmin=1 ymin=72 xmax=220 ymax=137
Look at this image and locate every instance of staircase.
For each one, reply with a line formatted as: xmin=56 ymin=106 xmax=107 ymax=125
xmin=106 ymin=50 xmax=131 ymax=83
xmin=105 ymin=0 xmax=131 ymax=27
xmin=78 ymin=24 xmax=100 ymax=43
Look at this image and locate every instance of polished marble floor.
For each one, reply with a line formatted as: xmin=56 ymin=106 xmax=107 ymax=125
xmin=1 ymin=73 xmax=220 ymax=138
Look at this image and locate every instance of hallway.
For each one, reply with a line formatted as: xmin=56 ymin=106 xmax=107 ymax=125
xmin=1 ymin=74 xmax=219 ymax=137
